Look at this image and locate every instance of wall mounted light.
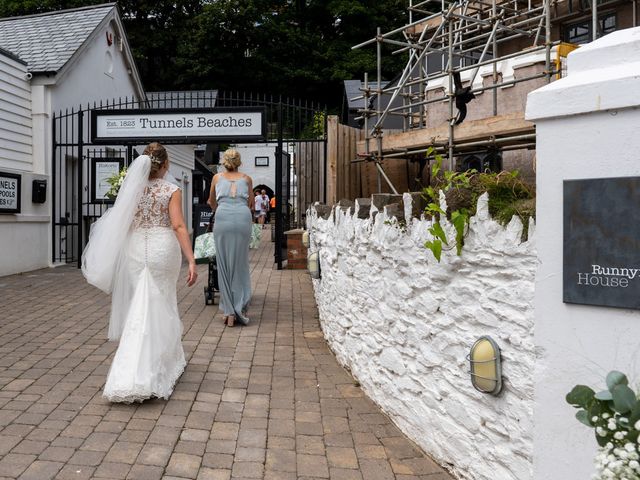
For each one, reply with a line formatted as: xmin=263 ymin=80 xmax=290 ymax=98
xmin=302 ymin=230 xmax=310 ymax=248
xmin=468 ymin=336 xmax=503 ymax=396
xmin=307 ymin=251 xmax=321 ymax=279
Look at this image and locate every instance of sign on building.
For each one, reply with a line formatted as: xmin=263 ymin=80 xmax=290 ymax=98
xmin=563 ymin=177 xmax=640 ymax=310
xmin=91 ymin=108 xmax=265 ymax=143
xmin=0 ymin=172 xmax=21 ymax=214
xmin=91 ymin=158 xmax=124 ymax=203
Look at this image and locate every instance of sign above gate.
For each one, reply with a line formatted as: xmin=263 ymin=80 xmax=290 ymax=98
xmin=91 ymin=108 xmax=265 ymax=144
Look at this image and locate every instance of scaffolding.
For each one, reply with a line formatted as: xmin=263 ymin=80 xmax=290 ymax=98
xmin=352 ymin=0 xmax=557 ymax=192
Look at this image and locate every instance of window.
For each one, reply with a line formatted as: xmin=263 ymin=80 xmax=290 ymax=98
xmin=563 ymin=13 xmax=616 ymax=44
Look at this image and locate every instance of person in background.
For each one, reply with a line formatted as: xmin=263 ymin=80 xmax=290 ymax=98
xmin=208 ymin=149 xmax=253 ymax=327
xmin=261 ymin=189 xmax=270 ymax=227
xmin=254 ymin=189 xmax=266 ymax=227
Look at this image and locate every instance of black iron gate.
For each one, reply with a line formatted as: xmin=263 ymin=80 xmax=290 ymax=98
xmin=52 ymin=91 xmax=326 ymax=270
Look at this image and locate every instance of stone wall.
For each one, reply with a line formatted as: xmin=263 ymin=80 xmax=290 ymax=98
xmin=307 ymin=194 xmax=537 ymax=480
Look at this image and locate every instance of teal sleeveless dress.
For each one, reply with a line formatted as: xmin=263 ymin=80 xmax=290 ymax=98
xmin=213 ymin=176 xmax=252 ymax=325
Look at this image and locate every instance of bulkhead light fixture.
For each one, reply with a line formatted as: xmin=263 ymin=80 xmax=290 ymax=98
xmin=307 ymin=251 xmax=320 ymax=279
xmin=468 ymin=336 xmax=503 ymax=395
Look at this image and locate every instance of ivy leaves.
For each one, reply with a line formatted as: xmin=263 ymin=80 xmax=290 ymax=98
xmin=423 ymin=149 xmax=472 ymax=262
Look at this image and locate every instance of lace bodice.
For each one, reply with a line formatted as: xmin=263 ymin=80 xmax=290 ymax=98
xmin=132 ymin=178 xmax=180 ymax=229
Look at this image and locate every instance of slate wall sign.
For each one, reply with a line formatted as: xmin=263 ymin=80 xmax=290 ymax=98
xmin=563 ymin=177 xmax=640 ymax=310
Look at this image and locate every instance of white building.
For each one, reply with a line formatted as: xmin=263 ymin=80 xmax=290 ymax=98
xmin=221 ymin=143 xmax=277 ymax=197
xmin=0 ymin=4 xmax=198 ymax=276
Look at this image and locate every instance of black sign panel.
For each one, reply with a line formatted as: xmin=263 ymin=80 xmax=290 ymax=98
xmin=193 ymin=204 xmax=213 ymax=239
xmin=564 ymin=177 xmax=640 ymax=310
xmin=0 ymin=171 xmax=21 ymax=214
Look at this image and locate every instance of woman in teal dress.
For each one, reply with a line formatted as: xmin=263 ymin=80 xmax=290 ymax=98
xmin=207 ymin=149 xmax=254 ymax=327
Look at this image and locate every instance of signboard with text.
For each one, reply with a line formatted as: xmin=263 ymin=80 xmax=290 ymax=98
xmin=91 ymin=108 xmax=265 ymax=144
xmin=91 ymin=158 xmax=124 ymax=203
xmin=0 ymin=171 xmax=21 ymax=214
xmin=563 ymin=177 xmax=640 ymax=310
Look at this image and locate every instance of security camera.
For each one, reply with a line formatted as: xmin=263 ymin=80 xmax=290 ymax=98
xmin=25 ymin=72 xmax=33 ymax=80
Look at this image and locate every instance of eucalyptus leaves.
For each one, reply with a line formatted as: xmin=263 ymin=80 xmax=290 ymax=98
xmin=566 ymin=371 xmax=640 ymax=479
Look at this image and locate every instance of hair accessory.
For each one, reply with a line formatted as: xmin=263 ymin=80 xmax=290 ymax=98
xmin=149 ymin=154 xmax=163 ymax=165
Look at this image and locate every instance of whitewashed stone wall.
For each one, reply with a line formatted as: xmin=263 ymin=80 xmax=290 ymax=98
xmin=308 ymin=194 xmax=537 ymax=480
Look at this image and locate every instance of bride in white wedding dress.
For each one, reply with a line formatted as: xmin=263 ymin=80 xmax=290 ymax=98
xmin=82 ymin=142 xmax=197 ymax=403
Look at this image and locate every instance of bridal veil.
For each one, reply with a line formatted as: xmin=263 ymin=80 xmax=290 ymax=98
xmin=81 ymin=154 xmax=151 ymax=340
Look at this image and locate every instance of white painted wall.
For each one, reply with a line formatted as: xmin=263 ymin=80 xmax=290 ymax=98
xmin=222 ymin=143 xmax=276 ymax=193
xmin=50 ymin=18 xmax=141 ymax=113
xmin=0 ymin=52 xmax=49 ymax=276
xmin=308 ymin=194 xmax=537 ymax=480
xmin=0 ymin=52 xmax=32 ymax=171
xmin=526 ymin=27 xmax=640 ymax=480
xmin=166 ymin=145 xmax=196 ymax=232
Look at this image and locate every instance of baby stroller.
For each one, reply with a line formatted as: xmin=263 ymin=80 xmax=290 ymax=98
xmin=195 ymin=213 xmax=219 ymax=305
xmin=203 ymin=257 xmax=219 ymax=306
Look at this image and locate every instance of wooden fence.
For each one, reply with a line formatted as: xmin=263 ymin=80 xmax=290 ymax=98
xmin=326 ymin=116 xmax=415 ymax=204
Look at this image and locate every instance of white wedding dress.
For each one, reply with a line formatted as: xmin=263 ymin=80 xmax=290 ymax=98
xmin=102 ymin=178 xmax=186 ymax=402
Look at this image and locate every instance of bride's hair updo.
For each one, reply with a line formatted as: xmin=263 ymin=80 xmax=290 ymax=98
xmin=222 ymin=149 xmax=241 ymax=171
xmin=144 ymin=142 xmax=168 ymax=176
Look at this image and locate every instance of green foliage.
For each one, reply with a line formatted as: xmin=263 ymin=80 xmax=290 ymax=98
xmin=566 ymin=371 xmax=640 ymax=447
xmin=300 ymin=111 xmax=326 ymax=139
xmin=1 ymin=1 xmax=407 ymax=107
xmin=421 ymin=149 xmax=535 ymax=262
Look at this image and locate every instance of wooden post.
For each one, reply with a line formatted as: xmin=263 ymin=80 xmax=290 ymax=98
xmin=326 ymin=115 xmax=339 ymax=205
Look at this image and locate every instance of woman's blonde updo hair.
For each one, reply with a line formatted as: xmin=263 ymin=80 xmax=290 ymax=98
xmin=222 ymin=148 xmax=241 ymax=171
xmin=144 ymin=142 xmax=168 ymax=177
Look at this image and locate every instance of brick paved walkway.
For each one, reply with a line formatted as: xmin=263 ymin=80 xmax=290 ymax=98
xmin=0 ymin=234 xmax=453 ymax=480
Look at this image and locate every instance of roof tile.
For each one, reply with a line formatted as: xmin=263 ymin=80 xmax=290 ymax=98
xmin=0 ymin=4 xmax=114 ymax=73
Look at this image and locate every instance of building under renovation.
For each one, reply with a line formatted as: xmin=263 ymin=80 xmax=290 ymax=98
xmin=348 ymin=0 xmax=638 ymax=191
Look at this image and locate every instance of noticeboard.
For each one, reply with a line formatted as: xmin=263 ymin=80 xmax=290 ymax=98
xmin=563 ymin=177 xmax=640 ymax=310
xmin=91 ymin=158 xmax=124 ymax=203
xmin=193 ymin=204 xmax=213 ymax=240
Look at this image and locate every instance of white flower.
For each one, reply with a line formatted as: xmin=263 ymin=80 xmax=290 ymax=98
xmin=625 ymin=443 xmax=636 ymax=452
xmin=629 ymin=460 xmax=639 ymax=469
xmin=608 ymin=421 xmax=617 ymax=431
xmin=593 ymin=416 xmax=600 ymax=423
xmin=614 ymin=432 xmax=627 ymax=440
xmin=635 ymin=420 xmax=640 ymax=430
xmin=603 ymin=413 xmax=611 ymax=419
xmin=597 ymin=427 xmax=608 ymax=437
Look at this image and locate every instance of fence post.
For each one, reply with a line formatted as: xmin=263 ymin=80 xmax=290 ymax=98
xmin=326 ymin=115 xmax=339 ymax=206
xmin=77 ymin=109 xmax=84 ymax=268
xmin=275 ymin=98 xmax=284 ymax=270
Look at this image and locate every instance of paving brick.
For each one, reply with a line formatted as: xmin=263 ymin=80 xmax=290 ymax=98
xmin=231 ymin=461 xmax=264 ymax=478
xmin=125 ymin=464 xmax=163 ymax=480
xmin=0 ymin=453 xmax=36 ymax=477
xmin=0 ymin=240 xmax=453 ymax=480
xmin=297 ymin=453 xmax=330 ymax=478
xmin=136 ymin=444 xmax=172 ymax=467
xmin=165 ymin=452 xmax=201 ymax=478
xmin=18 ymin=460 xmax=63 ymax=480
xmin=326 ymin=447 xmax=359 ymax=469
xmin=265 ymin=449 xmax=296 ymax=472
xmin=93 ymin=461 xmax=131 ymax=479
